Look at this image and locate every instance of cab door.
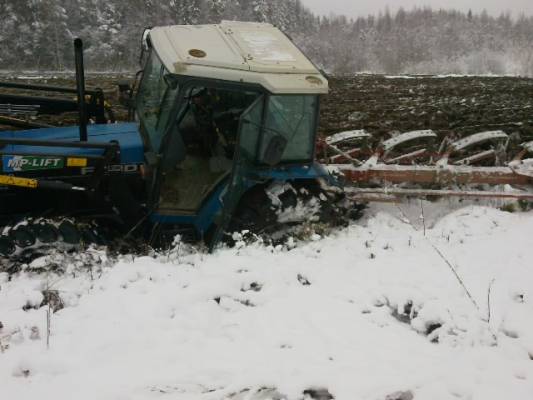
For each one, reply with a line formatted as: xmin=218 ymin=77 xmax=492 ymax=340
xmin=209 ymin=95 xmax=265 ymax=250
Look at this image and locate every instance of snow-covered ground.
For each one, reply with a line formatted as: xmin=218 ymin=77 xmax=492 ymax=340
xmin=1 ymin=205 xmax=533 ymax=400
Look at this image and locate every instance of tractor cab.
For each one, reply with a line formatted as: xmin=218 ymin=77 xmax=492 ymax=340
xmin=135 ymin=21 xmax=328 ymax=239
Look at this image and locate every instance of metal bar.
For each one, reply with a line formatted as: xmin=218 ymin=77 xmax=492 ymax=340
xmin=0 ymin=174 xmax=38 ymax=188
xmin=454 ymin=149 xmax=495 ymax=165
xmin=329 ymin=148 xmax=362 ymax=163
xmin=323 ymin=143 xmax=363 ymax=166
xmin=0 ymin=151 xmax=104 ymax=160
xmin=37 ymin=180 xmax=86 ymax=191
xmin=385 ymin=148 xmax=428 ymax=164
xmin=0 ymin=116 xmax=54 ymax=129
xmin=0 ymin=93 xmax=79 ymax=114
xmin=92 ymin=89 xmax=107 ymax=124
xmin=74 ymin=38 xmax=88 ymax=141
xmin=0 ymin=93 xmax=105 ymax=121
xmin=382 ymin=130 xmax=437 ymax=152
xmin=0 ymin=174 xmax=86 ymax=191
xmin=0 ymin=138 xmax=117 ymax=150
xmin=334 ymin=164 xmax=533 ymax=186
xmin=346 ymin=187 xmax=533 ymax=201
xmin=0 ymin=81 xmax=100 ymax=95
xmin=0 ymin=112 xmax=39 ymax=117
xmin=0 ymin=104 xmax=40 ymax=110
xmin=325 ymin=130 xmax=370 ymax=146
xmin=451 ymin=130 xmax=508 ymax=151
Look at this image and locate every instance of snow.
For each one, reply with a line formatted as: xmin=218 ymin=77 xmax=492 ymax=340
xmin=450 ymin=131 xmax=508 ymax=152
xmin=325 ymin=130 xmax=370 ymax=146
xmin=239 ymin=31 xmax=296 ymax=62
xmin=523 ymin=142 xmax=533 ymax=154
xmin=383 ymin=74 xmax=520 ymax=80
xmin=384 ymin=75 xmax=420 ymax=79
xmin=1 ymin=206 xmax=533 ymax=400
xmin=510 ymin=159 xmax=533 ymax=178
xmin=382 ymin=130 xmax=437 ymax=152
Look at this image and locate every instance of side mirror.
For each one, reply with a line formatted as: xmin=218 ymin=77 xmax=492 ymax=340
xmin=261 ymin=135 xmax=288 ymax=166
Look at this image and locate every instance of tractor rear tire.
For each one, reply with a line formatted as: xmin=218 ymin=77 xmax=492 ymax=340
xmin=228 ymin=179 xmax=364 ymax=244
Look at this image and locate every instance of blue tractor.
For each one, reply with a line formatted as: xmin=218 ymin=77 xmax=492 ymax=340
xmin=0 ymin=22 xmax=359 ymax=263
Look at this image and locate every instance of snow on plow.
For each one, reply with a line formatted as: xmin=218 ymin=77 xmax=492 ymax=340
xmin=320 ymin=129 xmax=533 ymax=202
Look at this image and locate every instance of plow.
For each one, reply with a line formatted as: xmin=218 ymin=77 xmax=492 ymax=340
xmin=318 ymin=128 xmax=533 ymax=202
xmin=0 ymin=21 xmax=532 ymax=271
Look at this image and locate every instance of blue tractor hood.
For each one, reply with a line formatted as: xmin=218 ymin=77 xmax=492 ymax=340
xmin=0 ymin=123 xmax=144 ymax=164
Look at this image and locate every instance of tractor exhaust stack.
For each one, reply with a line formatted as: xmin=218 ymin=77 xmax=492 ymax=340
xmin=74 ymin=38 xmax=88 ymax=142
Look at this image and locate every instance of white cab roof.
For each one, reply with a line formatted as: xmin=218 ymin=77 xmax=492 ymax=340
xmin=148 ymin=21 xmax=328 ymax=94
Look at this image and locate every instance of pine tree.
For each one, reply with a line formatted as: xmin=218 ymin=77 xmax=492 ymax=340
xmin=183 ymin=0 xmax=203 ymax=24
xmin=0 ymin=0 xmax=18 ymax=67
xmin=251 ymin=0 xmax=270 ymax=22
xmin=207 ymin=0 xmax=225 ymax=23
xmin=0 ymin=1 xmax=532 ymax=75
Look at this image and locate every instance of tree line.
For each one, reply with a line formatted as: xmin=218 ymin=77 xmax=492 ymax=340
xmin=0 ymin=0 xmax=532 ymax=76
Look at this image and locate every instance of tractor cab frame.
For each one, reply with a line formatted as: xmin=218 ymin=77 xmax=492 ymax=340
xmin=134 ymin=22 xmax=329 ymax=243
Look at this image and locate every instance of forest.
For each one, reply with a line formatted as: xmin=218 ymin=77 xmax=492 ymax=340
xmin=0 ymin=0 xmax=532 ymax=75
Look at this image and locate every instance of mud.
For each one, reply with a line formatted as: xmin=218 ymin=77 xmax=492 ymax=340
xmin=1 ymin=73 xmax=532 ymax=146
xmin=320 ymin=75 xmax=533 ymax=146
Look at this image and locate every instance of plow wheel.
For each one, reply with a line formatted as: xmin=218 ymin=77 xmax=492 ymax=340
xmin=228 ymin=179 xmax=365 ymax=244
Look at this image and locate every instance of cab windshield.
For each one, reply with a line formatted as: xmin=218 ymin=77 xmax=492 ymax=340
xmin=137 ymin=52 xmax=319 ymax=165
xmin=259 ymin=95 xmax=318 ymax=163
xmin=136 ymin=51 xmax=179 ymax=152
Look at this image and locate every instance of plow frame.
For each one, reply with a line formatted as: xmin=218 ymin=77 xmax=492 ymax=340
xmin=0 ymin=81 xmax=108 ymax=123
xmin=320 ymin=129 xmax=533 ymax=202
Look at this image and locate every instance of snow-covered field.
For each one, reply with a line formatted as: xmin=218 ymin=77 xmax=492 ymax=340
xmin=1 ymin=205 xmax=533 ymax=400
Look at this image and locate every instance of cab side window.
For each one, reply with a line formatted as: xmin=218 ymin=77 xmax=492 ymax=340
xmin=260 ymin=95 xmax=317 ymax=163
xmin=137 ymin=52 xmax=177 ymax=151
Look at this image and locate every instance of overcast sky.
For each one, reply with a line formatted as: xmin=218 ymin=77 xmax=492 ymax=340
xmin=300 ymin=0 xmax=533 ymax=18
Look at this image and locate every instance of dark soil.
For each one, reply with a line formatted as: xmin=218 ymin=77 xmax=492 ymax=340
xmin=1 ymin=73 xmax=532 ymax=146
xmin=319 ymin=74 xmax=533 ymax=146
